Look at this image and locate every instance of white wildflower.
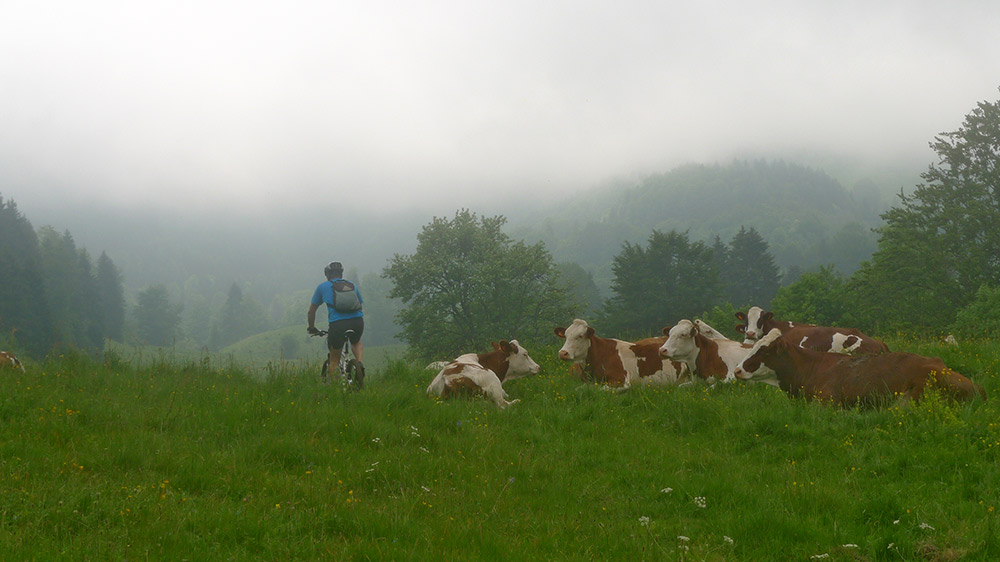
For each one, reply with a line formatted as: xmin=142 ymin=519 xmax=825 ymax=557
xmin=723 ymin=536 xmax=734 ymax=545
xmin=693 ymin=496 xmax=707 ymax=508
xmin=677 ymin=535 xmax=690 ymax=542
xmin=372 ymin=437 xmax=381 ymax=444
xmin=810 ymin=555 xmax=830 ymax=560
xmin=639 ymin=516 xmax=650 ymax=526
xmin=842 ymin=544 xmax=858 ymax=548
xmin=660 ymin=487 xmax=673 ymax=494
xmin=919 ymin=522 xmax=935 ymax=531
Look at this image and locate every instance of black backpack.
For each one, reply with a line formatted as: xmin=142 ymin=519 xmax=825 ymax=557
xmin=330 ymin=280 xmax=362 ymax=313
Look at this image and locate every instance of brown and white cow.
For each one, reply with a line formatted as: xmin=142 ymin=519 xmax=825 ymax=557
xmin=732 ymin=329 xmax=985 ymax=407
xmin=0 ymin=351 xmax=25 ymax=372
xmin=659 ymin=319 xmax=777 ymax=386
xmin=735 ymin=306 xmax=888 ymax=355
xmin=426 ymin=340 xmax=541 ymax=409
xmin=554 ymin=319 xmax=689 ymax=388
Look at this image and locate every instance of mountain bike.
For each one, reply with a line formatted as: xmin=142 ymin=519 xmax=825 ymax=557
xmin=310 ymin=329 xmax=365 ymax=390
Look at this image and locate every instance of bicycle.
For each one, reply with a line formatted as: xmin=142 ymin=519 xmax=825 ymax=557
xmin=310 ymin=328 xmax=365 ymax=390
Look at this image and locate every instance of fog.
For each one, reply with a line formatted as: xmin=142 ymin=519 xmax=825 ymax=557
xmin=3 ymin=0 xmax=998 ymax=220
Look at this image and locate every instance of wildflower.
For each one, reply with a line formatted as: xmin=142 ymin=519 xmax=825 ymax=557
xmin=693 ymin=496 xmax=707 ymax=508
xmin=661 ymin=487 xmax=673 ymax=494
xmin=677 ymin=536 xmax=690 ymax=542
xmin=372 ymin=437 xmax=381 ymax=444
xmin=421 ymin=486 xmax=431 ymax=492
xmin=810 ymin=555 xmax=830 ymax=560
xmin=724 ymin=536 xmax=734 ymax=545
xmin=842 ymin=544 xmax=858 ymax=548
xmin=919 ymin=522 xmax=935 ymax=531
xmin=639 ymin=516 xmax=650 ymax=526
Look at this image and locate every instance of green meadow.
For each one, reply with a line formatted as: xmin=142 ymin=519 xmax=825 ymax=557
xmin=2 ymin=337 xmax=999 ymax=561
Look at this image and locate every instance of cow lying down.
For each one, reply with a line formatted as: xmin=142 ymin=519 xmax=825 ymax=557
xmin=426 ymin=340 xmax=540 ymax=409
xmin=732 ymin=329 xmax=985 ymax=407
xmin=554 ymin=319 xmax=689 ymax=388
xmin=1 ymin=351 xmax=25 ymax=372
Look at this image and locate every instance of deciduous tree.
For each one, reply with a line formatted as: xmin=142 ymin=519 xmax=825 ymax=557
xmin=384 ymin=209 xmax=575 ymax=360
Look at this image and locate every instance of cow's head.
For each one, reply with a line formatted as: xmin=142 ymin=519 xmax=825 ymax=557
xmin=659 ymin=319 xmax=699 ymax=360
xmin=554 ymin=319 xmax=594 ymax=362
xmin=741 ymin=306 xmax=771 ymax=340
xmin=499 ymin=339 xmax=541 ymax=380
xmin=694 ymin=319 xmax=727 ymax=340
xmin=733 ymin=329 xmax=784 ymax=380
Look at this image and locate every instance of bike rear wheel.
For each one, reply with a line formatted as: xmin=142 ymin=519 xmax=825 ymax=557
xmin=344 ymin=358 xmax=365 ymax=390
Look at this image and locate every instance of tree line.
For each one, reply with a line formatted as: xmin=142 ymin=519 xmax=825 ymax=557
xmin=0 ymin=198 xmax=125 ymax=358
xmin=386 ymin=89 xmax=1000 ymax=359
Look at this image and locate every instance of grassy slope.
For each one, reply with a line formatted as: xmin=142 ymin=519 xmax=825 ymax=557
xmin=2 ymin=338 xmax=999 ymax=561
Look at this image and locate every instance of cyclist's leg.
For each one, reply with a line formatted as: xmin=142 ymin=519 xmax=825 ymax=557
xmin=326 ymin=324 xmax=347 ymax=380
xmin=346 ymin=317 xmax=365 ymax=363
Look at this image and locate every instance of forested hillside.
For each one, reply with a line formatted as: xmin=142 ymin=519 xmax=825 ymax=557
xmin=513 ymin=160 xmax=893 ymax=286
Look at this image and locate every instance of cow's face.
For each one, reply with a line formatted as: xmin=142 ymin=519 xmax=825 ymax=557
xmin=659 ymin=320 xmax=698 ymax=360
xmin=555 ymin=319 xmax=593 ymax=362
xmin=503 ymin=339 xmax=541 ymax=379
xmin=743 ymin=306 xmax=767 ymax=340
xmin=734 ymin=329 xmax=783 ymax=379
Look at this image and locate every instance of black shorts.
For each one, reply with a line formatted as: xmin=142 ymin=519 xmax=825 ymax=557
xmin=327 ymin=317 xmax=364 ymax=348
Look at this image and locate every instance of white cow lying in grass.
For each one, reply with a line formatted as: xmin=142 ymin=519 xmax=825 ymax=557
xmin=426 ymin=340 xmax=541 ymax=409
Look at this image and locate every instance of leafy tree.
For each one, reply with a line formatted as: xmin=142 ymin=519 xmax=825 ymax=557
xmin=849 ymin=89 xmax=1000 ymax=331
xmin=770 ymin=266 xmax=848 ymax=327
xmin=601 ymin=229 xmax=721 ymax=336
xmin=383 ymin=209 xmax=575 ymax=360
xmin=134 ymin=285 xmax=183 ymax=346
xmin=950 ymin=285 xmax=1000 ymax=339
xmin=0 ymin=196 xmax=55 ymax=357
xmin=96 ymin=252 xmax=125 ymax=342
xmin=724 ymin=226 xmax=780 ymax=308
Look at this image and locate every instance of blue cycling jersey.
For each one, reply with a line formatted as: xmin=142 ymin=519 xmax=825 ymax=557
xmin=311 ymin=278 xmax=364 ymax=323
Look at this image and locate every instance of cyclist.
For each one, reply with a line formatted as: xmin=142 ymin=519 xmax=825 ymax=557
xmin=307 ymin=262 xmax=364 ymax=379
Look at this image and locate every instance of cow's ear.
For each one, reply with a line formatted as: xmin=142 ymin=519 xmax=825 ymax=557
xmin=491 ymin=341 xmax=502 ymax=351
xmin=554 ymin=327 xmax=566 ymax=338
xmin=735 ymin=324 xmax=746 ymax=334
xmin=688 ymin=324 xmax=698 ymax=337
xmin=662 ymin=326 xmax=671 ymax=336
xmin=586 ymin=327 xmax=595 ymax=338
xmin=499 ymin=340 xmax=513 ymax=354
xmin=735 ymin=311 xmax=747 ymax=321
xmin=763 ymin=312 xmax=774 ymax=320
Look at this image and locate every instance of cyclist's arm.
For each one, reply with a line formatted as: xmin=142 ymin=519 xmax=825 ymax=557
xmin=307 ymin=302 xmax=320 ymax=331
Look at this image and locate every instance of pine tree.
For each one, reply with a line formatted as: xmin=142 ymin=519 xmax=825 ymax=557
xmin=96 ymin=252 xmax=126 ymax=342
xmin=0 ymin=196 xmax=55 ymax=357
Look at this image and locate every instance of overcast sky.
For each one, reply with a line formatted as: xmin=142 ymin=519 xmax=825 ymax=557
xmin=2 ymin=0 xmax=998 ymax=216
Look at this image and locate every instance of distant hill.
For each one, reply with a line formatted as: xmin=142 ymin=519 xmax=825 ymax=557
xmin=511 ymin=160 xmax=893 ymax=287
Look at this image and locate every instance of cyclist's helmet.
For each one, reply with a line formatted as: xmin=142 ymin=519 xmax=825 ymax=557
xmin=324 ymin=261 xmax=344 ymax=279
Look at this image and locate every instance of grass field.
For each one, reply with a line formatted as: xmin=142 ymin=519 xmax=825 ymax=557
xmin=2 ymin=337 xmax=999 ymax=561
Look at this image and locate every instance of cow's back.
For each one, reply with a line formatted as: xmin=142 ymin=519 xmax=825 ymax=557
xmin=784 ymin=325 xmax=888 ymax=355
xmin=824 ymin=352 xmax=981 ymax=406
xmin=628 ymin=337 xmax=688 ymax=386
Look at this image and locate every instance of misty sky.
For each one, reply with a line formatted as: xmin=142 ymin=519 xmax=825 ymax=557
xmin=2 ymin=0 xmax=999 ymax=216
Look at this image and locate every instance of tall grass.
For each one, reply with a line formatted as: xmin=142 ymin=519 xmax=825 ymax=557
xmin=2 ymin=339 xmax=998 ymax=560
